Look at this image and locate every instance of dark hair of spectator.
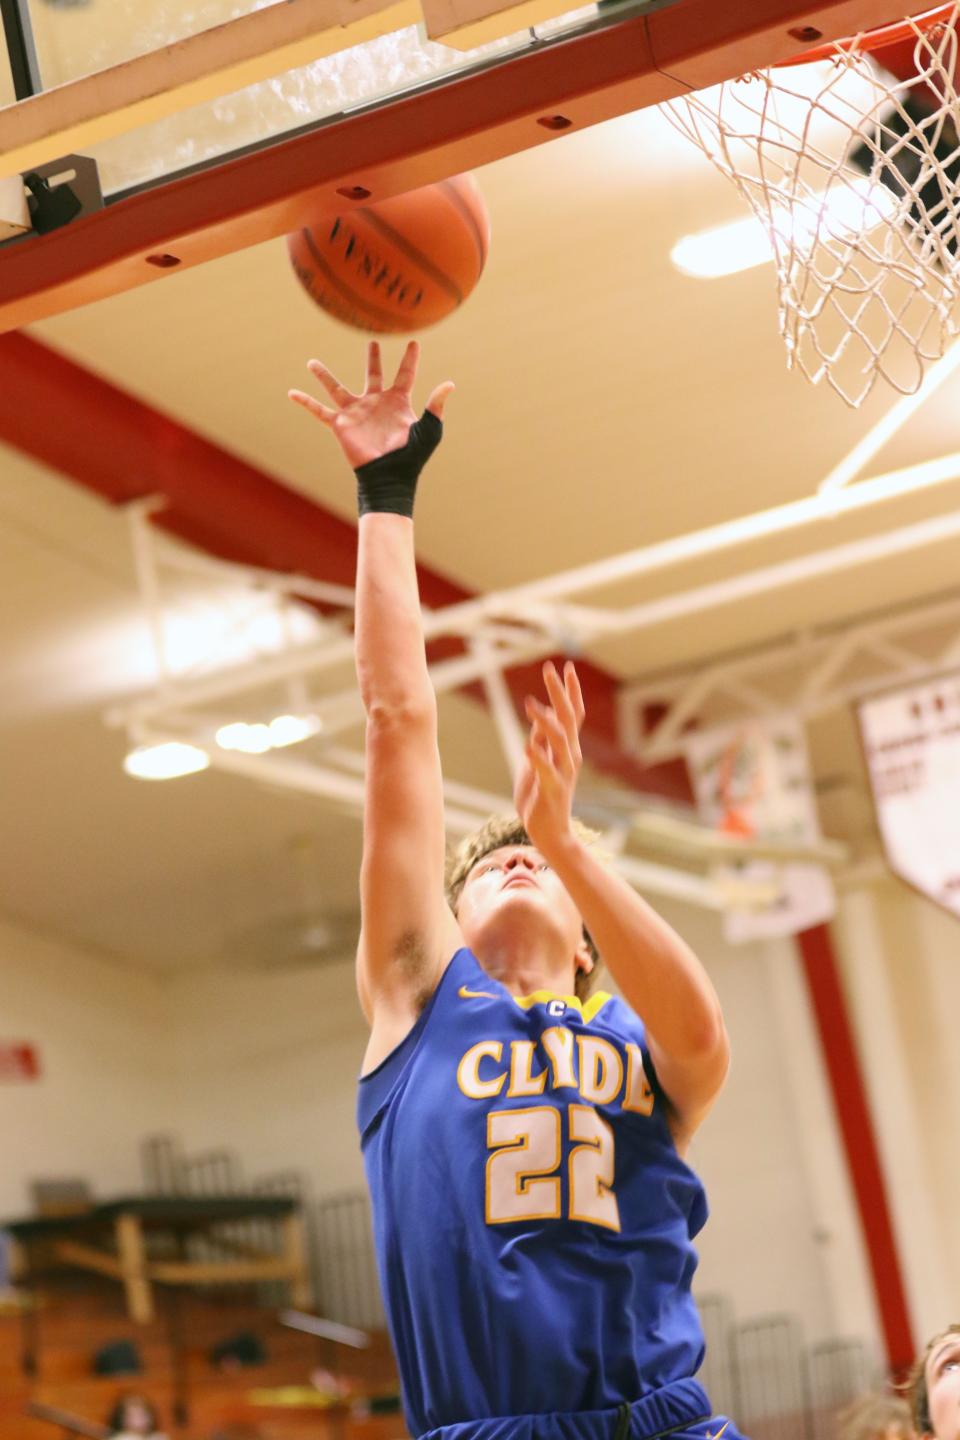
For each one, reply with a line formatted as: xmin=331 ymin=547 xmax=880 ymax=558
xmin=106 ymin=1392 xmax=161 ymax=1436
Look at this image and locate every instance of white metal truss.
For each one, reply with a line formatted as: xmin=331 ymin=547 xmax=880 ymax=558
xmin=619 ymin=586 xmax=960 ymax=764
xmin=107 ymin=503 xmax=797 ymax=914
xmin=110 ymin=432 xmax=960 ymax=908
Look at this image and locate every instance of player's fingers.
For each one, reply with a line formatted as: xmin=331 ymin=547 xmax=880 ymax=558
xmin=513 ymin=765 xmax=535 ymax=812
xmin=288 ymin=389 xmax=337 ymax=425
xmin=565 ymin=661 xmax=586 ymax=731
xmin=543 ymin=662 xmax=580 ymax=757
xmin=392 ymin=340 xmax=420 ymax=395
xmin=526 ymin=700 xmax=573 ymax=779
xmin=524 ymin=740 xmax=554 ymax=788
xmin=425 ymin=381 xmax=455 ymax=420
xmin=540 ymin=706 xmax=576 ymax=778
xmin=307 ymin=359 xmax=358 ymax=408
xmin=366 ymin=340 xmax=383 ymax=393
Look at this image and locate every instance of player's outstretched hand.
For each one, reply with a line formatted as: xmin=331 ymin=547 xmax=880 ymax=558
xmin=288 ymin=339 xmax=454 ymax=470
xmin=514 ymin=661 xmax=586 ymax=857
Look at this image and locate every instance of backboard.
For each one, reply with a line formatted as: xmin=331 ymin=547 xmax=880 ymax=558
xmin=0 ymin=0 xmax=941 ymax=328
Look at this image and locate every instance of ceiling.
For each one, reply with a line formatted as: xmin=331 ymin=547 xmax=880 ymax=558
xmin=1 ymin=22 xmax=958 ymax=974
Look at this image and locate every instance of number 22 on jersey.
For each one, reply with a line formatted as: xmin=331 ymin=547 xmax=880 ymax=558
xmin=486 ymin=1104 xmax=620 ymax=1231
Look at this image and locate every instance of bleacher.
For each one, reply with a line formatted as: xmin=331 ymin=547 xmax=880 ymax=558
xmin=0 ymin=1281 xmax=401 ymax=1439
xmin=0 ymin=1136 xmax=399 ymax=1440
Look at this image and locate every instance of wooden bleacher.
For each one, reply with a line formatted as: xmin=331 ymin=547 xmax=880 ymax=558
xmin=0 ymin=1280 xmax=403 ymax=1440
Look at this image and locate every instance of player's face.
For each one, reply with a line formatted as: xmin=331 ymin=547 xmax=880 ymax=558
xmin=456 ymin=845 xmax=589 ymax=984
xmin=926 ymin=1332 xmax=960 ymax=1440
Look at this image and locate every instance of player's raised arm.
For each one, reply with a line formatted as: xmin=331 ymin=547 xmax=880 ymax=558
xmin=289 ymin=341 xmax=462 ymax=1059
xmin=516 ymin=660 xmax=730 ymax=1149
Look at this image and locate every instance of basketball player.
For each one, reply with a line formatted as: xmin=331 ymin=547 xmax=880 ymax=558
xmin=907 ymin=1325 xmax=960 ymax=1440
xmin=289 ymin=341 xmax=740 ymax=1440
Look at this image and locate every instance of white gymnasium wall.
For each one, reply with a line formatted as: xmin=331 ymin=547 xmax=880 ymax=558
xmin=0 ymin=916 xmax=168 ymax=1217
xmin=905 ymin=889 xmax=960 ymax=1322
xmin=650 ymin=900 xmax=878 ymax=1354
xmin=161 ymin=958 xmax=367 ymax=1198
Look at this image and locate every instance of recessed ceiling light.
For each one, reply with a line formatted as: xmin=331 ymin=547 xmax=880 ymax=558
xmin=671 ymin=178 xmax=897 ymax=279
xmin=123 ymin=742 xmax=209 ymax=781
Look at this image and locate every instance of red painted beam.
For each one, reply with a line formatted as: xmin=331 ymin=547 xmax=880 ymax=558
xmin=0 ymin=330 xmax=689 ymax=800
xmin=796 ymin=923 xmax=915 ymax=1375
xmin=0 ymin=0 xmax=915 ymax=331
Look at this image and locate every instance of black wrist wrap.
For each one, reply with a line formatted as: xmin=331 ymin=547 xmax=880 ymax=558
xmin=355 ymin=410 xmax=443 ymax=518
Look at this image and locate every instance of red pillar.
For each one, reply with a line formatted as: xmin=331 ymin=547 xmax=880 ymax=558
xmin=795 ymin=923 xmax=915 ymax=1374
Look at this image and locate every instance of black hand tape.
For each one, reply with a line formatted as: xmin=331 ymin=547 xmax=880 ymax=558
xmin=355 ymin=410 xmax=443 ymax=518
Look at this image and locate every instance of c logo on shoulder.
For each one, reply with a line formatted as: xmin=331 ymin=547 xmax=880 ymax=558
xmin=546 ymin=999 xmax=567 ymax=1017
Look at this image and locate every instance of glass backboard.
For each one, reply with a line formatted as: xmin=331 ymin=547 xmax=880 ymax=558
xmin=0 ymin=0 xmax=932 ymax=331
xmin=3 ymin=0 xmax=601 ymax=197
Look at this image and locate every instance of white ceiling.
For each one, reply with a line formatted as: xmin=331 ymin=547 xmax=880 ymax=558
xmin=2 ymin=89 xmax=957 ymax=972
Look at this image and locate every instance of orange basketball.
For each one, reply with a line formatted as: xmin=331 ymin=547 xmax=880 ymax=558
xmin=287 ymin=174 xmax=490 ymax=334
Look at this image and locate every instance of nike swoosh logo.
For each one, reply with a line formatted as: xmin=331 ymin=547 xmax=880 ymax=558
xmin=458 ymin=985 xmax=499 ymax=1001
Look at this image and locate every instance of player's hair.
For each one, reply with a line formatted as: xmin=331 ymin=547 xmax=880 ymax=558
xmin=837 ymin=1393 xmax=915 ymax=1440
xmin=445 ymin=815 xmax=603 ymax=1002
xmin=905 ymin=1324 xmax=960 ymax=1436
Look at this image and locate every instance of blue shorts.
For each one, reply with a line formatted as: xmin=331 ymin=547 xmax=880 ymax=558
xmin=418 ymin=1377 xmax=747 ymax=1440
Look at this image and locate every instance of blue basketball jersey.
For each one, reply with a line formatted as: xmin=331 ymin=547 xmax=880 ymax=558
xmin=357 ymin=947 xmax=709 ymax=1438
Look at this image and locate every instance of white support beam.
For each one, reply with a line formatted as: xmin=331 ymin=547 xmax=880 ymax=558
xmin=461 ymin=452 xmax=960 ymax=630
xmin=474 ymin=639 xmax=527 ymax=782
xmin=818 ymin=339 xmax=960 ymax=496
xmin=587 ymin=506 xmax=960 ymax=642
xmin=630 ymin=811 xmax=849 ymax=869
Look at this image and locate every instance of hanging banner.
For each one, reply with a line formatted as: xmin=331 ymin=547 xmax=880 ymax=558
xmin=858 ymin=672 xmax=960 ymax=918
xmin=685 ymin=717 xmax=835 ymax=943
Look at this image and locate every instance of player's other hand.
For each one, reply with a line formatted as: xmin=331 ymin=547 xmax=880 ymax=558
xmin=288 ymin=339 xmax=454 ymax=469
xmin=514 ymin=661 xmax=585 ymax=857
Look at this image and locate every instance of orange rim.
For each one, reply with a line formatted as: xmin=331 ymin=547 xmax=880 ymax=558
xmin=776 ymin=1 xmax=956 ymax=66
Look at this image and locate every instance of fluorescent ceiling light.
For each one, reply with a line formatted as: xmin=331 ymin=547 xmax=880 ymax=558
xmin=124 ymin=742 xmax=209 ymax=781
xmin=268 ymin=713 xmax=320 ymax=747
xmin=671 ymin=178 xmax=898 ymax=279
xmin=216 ymin=714 xmax=321 ymax=753
xmin=216 ymin=721 xmax=272 ymax=753
xmin=672 ymin=215 xmax=775 ymax=278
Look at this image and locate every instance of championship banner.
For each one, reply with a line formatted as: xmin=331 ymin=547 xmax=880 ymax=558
xmin=858 ymin=672 xmax=960 ymax=918
xmin=685 ymin=718 xmax=835 ymax=944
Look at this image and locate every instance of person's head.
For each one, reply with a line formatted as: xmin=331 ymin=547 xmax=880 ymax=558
xmin=838 ymin=1392 xmax=915 ymax=1440
xmin=445 ymin=816 xmax=601 ymax=1000
xmin=907 ymin=1325 xmax=960 ymax=1440
xmin=107 ymin=1393 xmax=160 ymax=1437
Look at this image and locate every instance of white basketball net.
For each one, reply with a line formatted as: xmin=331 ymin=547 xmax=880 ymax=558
xmin=664 ymin=5 xmax=960 ymax=407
